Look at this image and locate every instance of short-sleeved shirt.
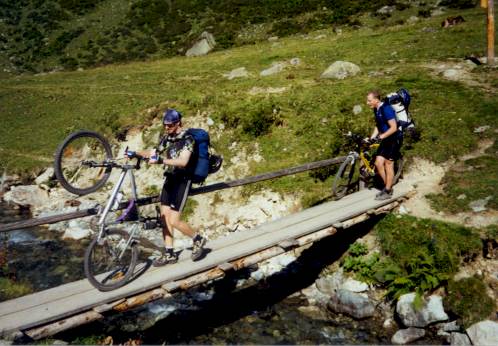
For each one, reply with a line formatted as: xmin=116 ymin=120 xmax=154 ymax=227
xmin=374 ymin=102 xmax=397 ymax=135
xmin=157 ymin=130 xmax=195 ymax=177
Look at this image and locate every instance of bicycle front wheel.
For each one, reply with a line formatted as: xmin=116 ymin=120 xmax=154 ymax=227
xmin=332 ymin=156 xmax=358 ymax=200
xmin=84 ymin=229 xmax=138 ymax=291
xmin=54 ymin=130 xmax=113 ymax=195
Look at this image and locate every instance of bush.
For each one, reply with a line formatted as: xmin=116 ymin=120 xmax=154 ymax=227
xmin=241 ymin=103 xmax=281 ymax=138
xmin=439 ymin=0 xmax=477 ymax=9
xmin=445 ymin=277 xmax=495 ymax=327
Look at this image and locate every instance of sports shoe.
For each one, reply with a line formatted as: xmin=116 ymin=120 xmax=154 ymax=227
xmin=153 ymin=251 xmax=178 ymax=267
xmin=191 ymin=236 xmax=206 ymax=261
xmin=375 ymin=189 xmax=393 ymax=201
xmin=375 ymin=188 xmax=386 ymax=198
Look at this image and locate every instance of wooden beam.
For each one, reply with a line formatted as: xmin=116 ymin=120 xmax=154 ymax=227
xmin=113 ymin=288 xmax=168 ymax=312
xmin=24 ymin=311 xmax=103 ymax=340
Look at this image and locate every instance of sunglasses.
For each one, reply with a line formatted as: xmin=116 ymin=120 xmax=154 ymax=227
xmin=164 ymin=122 xmax=179 ymax=128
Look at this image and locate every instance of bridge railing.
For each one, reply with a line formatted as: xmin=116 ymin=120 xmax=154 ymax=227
xmin=0 ymin=156 xmax=346 ymax=233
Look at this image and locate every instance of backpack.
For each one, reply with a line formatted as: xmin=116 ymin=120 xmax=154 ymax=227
xmin=385 ymin=88 xmax=415 ymax=131
xmin=186 ymin=128 xmax=223 ymax=184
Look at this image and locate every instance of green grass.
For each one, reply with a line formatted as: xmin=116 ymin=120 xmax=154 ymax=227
xmin=0 ymin=5 xmax=497 ymax=208
xmin=0 ymin=277 xmax=33 ymax=302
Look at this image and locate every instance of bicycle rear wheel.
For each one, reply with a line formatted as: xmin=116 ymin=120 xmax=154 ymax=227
xmin=84 ymin=229 xmax=138 ymax=291
xmin=54 ymin=130 xmax=113 ymax=195
xmin=332 ymin=156 xmax=358 ymax=200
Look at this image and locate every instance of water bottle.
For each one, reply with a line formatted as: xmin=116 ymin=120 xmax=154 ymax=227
xmin=150 ymin=149 xmax=158 ymax=163
xmin=113 ymin=192 xmax=124 ymax=210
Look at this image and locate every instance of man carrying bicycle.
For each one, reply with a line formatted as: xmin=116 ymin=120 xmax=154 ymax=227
xmin=130 ymin=108 xmax=206 ymax=266
xmin=366 ymin=91 xmax=402 ymax=200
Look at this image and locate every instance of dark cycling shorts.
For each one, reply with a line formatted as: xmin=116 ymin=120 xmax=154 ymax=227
xmin=377 ymin=134 xmax=402 ymax=161
xmin=160 ymin=174 xmax=192 ymax=212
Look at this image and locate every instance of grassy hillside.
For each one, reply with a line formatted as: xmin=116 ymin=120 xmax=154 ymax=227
xmin=1 ymin=3 xmax=497 ymax=208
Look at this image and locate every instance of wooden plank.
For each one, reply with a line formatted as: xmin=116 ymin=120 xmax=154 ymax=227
xmin=0 ymin=185 xmax=412 ymax=336
xmin=92 ymin=298 xmax=126 ymax=313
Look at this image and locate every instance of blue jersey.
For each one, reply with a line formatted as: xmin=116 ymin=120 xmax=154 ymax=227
xmin=374 ymin=103 xmax=397 ymax=134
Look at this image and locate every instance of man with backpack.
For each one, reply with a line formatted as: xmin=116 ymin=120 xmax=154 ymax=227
xmin=130 ymin=108 xmax=207 ymax=265
xmin=366 ymin=91 xmax=403 ymax=200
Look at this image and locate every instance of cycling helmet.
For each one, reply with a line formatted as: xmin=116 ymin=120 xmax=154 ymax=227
xmin=163 ymin=109 xmax=182 ymax=125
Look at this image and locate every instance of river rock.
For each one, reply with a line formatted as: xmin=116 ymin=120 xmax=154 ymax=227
xmin=327 ymin=289 xmax=375 ymax=319
xmin=223 ymin=67 xmax=249 ymax=80
xmin=3 ymin=185 xmax=50 ymax=208
xmin=320 ymin=61 xmax=361 ymax=80
xmin=301 ymin=283 xmax=330 ymax=305
xmin=260 ymin=62 xmax=285 ymax=76
xmin=62 ymin=220 xmax=92 ymax=240
xmin=450 ymin=332 xmax=471 ymax=345
xmin=391 ymin=327 xmax=425 ymax=344
xmin=396 ymin=293 xmax=448 ymax=327
xmin=341 ymin=278 xmax=369 ymax=292
xmin=466 ymin=320 xmax=498 ymax=346
xmin=186 ymin=31 xmax=216 ymax=57
xmin=316 ymin=268 xmax=344 ymax=295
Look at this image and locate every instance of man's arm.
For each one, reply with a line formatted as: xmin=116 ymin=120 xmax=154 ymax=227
xmin=379 ymin=119 xmax=398 ymax=139
xmin=162 ymin=149 xmax=192 ymax=168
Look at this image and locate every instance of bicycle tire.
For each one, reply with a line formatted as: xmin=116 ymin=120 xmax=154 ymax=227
xmin=84 ymin=228 xmax=138 ymax=291
xmin=332 ymin=156 xmax=358 ymax=200
xmin=393 ymin=156 xmax=404 ymax=185
xmin=54 ymin=130 xmax=113 ymax=195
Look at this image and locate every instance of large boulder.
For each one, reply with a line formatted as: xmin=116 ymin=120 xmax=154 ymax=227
xmin=186 ymin=31 xmax=216 ymax=57
xmin=466 ymin=320 xmax=498 ymax=346
xmin=391 ymin=327 xmax=425 ymax=344
xmin=3 ymin=185 xmax=50 ymax=208
xmin=316 ymin=269 xmax=344 ymax=295
xmin=396 ymin=293 xmax=448 ymax=327
xmin=320 ymin=61 xmax=361 ymax=79
xmin=327 ymin=289 xmax=375 ymax=319
xmin=34 ymin=167 xmax=55 ymax=185
xmin=450 ymin=332 xmax=471 ymax=345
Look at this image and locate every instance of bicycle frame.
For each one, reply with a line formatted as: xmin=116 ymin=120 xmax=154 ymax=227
xmin=95 ymin=163 xmax=140 ymax=244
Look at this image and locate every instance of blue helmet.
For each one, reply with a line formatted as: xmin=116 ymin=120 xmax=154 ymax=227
xmin=163 ymin=109 xmax=182 ymax=125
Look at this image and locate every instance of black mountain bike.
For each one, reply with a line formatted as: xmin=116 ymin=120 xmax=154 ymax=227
xmin=332 ymin=132 xmax=404 ymax=199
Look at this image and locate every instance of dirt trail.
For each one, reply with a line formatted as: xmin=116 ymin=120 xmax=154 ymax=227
xmin=401 ymin=140 xmax=498 ymax=228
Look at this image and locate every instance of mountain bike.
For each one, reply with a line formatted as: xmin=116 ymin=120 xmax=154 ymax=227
xmin=54 ymin=130 xmax=162 ymax=291
xmin=332 ymin=132 xmax=404 ymax=200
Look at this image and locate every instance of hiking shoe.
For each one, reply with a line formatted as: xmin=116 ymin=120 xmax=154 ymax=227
xmin=191 ymin=236 xmax=206 ymax=261
xmin=153 ymin=251 xmax=178 ymax=267
xmin=375 ymin=188 xmax=386 ymax=198
xmin=375 ymin=189 xmax=393 ymax=201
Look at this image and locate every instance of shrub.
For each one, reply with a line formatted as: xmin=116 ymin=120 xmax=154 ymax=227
xmin=445 ymin=277 xmax=495 ymax=327
xmin=439 ymin=0 xmax=477 ymax=9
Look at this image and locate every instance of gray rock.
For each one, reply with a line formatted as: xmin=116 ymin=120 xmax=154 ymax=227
xmin=396 ymin=293 xmax=448 ymax=327
xmin=466 ymin=320 xmax=498 ymax=346
xmin=407 ymin=16 xmax=419 ymax=24
xmin=391 ymin=327 xmax=425 ymax=344
xmin=260 ymin=62 xmax=285 ymax=76
xmin=457 ymin=194 xmax=467 ymax=200
xmin=223 ymin=67 xmax=249 ymax=80
xmin=450 ymin=332 xmax=471 ymax=345
xmin=290 ymin=57 xmax=301 ymax=66
xmin=443 ymin=320 xmax=461 ymax=332
xmin=443 ymin=69 xmax=463 ymax=80
xmin=206 ymin=117 xmax=215 ymax=126
xmin=314 ymin=34 xmax=326 ymax=40
xmin=35 ymin=167 xmax=55 ymax=185
xmin=301 ymin=283 xmax=330 ymax=306
xmin=3 ymin=185 xmax=50 ymax=208
xmin=352 ymin=105 xmax=363 ymax=115
xmin=268 ymin=36 xmax=279 ymax=42
xmin=341 ymin=278 xmax=369 ymax=292
xmin=431 ymin=8 xmax=445 ymax=17
xmin=469 ymin=196 xmax=492 ymax=212
xmin=327 ymin=289 xmax=375 ymax=319
xmin=320 ymin=61 xmax=361 ymax=80
xmin=186 ymin=31 xmax=216 ymax=57
xmin=63 ymin=220 xmax=92 ymax=240
xmin=474 ymin=125 xmax=491 ymax=133
xmin=377 ymin=5 xmax=395 ymax=15
xmin=316 ymin=269 xmax=344 ymax=295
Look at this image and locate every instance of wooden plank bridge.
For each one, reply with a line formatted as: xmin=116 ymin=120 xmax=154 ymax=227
xmin=0 ymin=183 xmax=413 ymax=340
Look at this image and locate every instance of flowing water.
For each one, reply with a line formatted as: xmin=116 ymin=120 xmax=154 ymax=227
xmin=1 ymin=201 xmax=444 ymax=345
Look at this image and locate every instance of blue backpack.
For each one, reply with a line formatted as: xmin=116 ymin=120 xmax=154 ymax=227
xmin=186 ymin=128 xmax=222 ymax=184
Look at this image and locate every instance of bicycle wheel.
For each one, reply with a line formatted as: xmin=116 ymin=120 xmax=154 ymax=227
xmin=54 ymin=130 xmax=113 ymax=195
xmin=84 ymin=228 xmax=138 ymax=291
xmin=332 ymin=156 xmax=358 ymax=200
xmin=393 ymin=156 xmax=405 ymax=184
